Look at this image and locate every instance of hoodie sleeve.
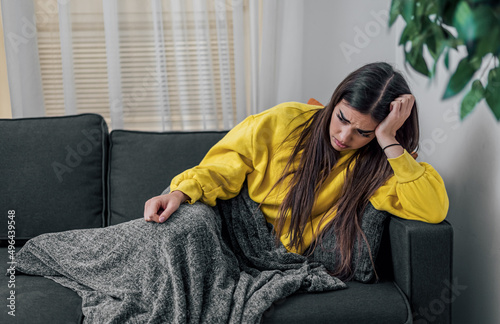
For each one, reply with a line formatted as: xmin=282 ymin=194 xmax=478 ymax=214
xmin=370 ymin=150 xmax=449 ymax=223
xmin=169 ymin=115 xmax=255 ymax=206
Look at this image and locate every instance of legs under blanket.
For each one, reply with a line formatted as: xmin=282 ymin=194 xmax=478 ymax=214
xmin=13 ymin=189 xmax=345 ymax=324
xmin=15 ymin=203 xmax=240 ymax=323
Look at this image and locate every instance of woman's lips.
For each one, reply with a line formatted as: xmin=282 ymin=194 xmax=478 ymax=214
xmin=334 ymin=137 xmax=348 ymax=148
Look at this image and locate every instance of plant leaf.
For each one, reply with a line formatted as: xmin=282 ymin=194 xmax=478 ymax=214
xmin=426 ymin=30 xmax=438 ymax=58
xmin=453 ymin=1 xmax=478 ymax=54
xmin=453 ymin=1 xmax=475 ymax=42
xmin=390 ymin=0 xmax=415 ymax=25
xmin=431 ymin=59 xmax=438 ymax=78
xmin=399 ymin=20 xmax=418 ymax=45
xmin=401 ymin=0 xmax=415 ymax=23
xmin=427 ymin=22 xmax=446 ymax=60
xmin=453 ymin=2 xmax=496 ymax=56
xmin=443 ymin=56 xmax=481 ymax=99
xmin=424 ymin=0 xmax=438 ymax=17
xmin=440 ymin=1 xmax=459 ymax=26
xmin=471 ymin=5 xmax=495 ymax=38
xmin=444 ymin=48 xmax=450 ymax=70
xmin=460 ymin=80 xmax=484 ymax=119
xmin=484 ymin=66 xmax=500 ymax=120
xmin=475 ymin=26 xmax=500 ymax=58
xmin=389 ymin=0 xmax=403 ymax=26
xmin=415 ymin=0 xmax=425 ymax=18
xmin=406 ymin=43 xmax=430 ymax=77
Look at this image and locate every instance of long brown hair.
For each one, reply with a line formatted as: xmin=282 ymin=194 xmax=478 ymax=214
xmin=273 ymin=62 xmax=419 ymax=280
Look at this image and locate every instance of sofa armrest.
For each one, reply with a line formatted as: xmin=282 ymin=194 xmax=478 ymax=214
xmin=389 ymin=217 xmax=453 ymax=324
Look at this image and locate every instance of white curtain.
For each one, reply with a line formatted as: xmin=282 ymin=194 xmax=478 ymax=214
xmin=258 ymin=0 xmax=304 ymax=113
xmin=1 ymin=0 xmax=44 ymax=118
xmin=1 ymin=0 xmax=305 ymax=131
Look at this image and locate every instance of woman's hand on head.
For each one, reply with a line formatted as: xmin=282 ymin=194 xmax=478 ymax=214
xmin=143 ymin=190 xmax=189 ymax=223
xmin=375 ymin=94 xmax=415 ymax=148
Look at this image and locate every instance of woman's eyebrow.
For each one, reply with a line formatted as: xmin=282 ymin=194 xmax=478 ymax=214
xmin=339 ymin=109 xmax=375 ymax=133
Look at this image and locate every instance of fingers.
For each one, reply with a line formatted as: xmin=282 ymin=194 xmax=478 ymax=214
xmin=143 ymin=192 xmax=184 ymax=223
xmin=376 ymin=94 xmax=415 ymax=142
xmin=144 ymin=195 xmax=170 ymax=222
xmin=143 ymin=196 xmax=162 ymax=222
xmin=158 ymin=203 xmax=179 ymax=223
xmin=390 ymin=94 xmax=414 ymax=120
xmin=393 ymin=94 xmax=414 ymax=113
xmin=389 ymin=100 xmax=399 ymax=112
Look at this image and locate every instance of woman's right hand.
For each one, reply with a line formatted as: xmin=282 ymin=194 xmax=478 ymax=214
xmin=143 ymin=190 xmax=189 ymax=223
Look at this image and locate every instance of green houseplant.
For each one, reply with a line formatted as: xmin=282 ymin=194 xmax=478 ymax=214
xmin=389 ymin=0 xmax=500 ymax=120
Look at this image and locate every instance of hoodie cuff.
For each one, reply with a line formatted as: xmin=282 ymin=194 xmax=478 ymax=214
xmin=170 ymin=179 xmax=203 ymax=204
xmin=387 ymin=150 xmax=425 ymax=183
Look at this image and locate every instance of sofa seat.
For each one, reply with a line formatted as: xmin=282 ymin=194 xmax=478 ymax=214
xmin=2 ymin=248 xmax=409 ymax=324
xmin=262 ymin=280 xmax=410 ymax=324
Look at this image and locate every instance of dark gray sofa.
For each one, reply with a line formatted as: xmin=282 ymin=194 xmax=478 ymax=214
xmin=0 ymin=113 xmax=453 ymax=323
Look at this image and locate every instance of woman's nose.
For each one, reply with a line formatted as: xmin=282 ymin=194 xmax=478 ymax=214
xmin=339 ymin=128 xmax=351 ymax=143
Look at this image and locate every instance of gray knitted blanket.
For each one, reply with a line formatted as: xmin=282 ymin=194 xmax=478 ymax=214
xmin=13 ymin=187 xmax=346 ymax=323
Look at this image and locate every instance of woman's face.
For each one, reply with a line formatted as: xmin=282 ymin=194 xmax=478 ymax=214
xmin=329 ymin=100 xmax=379 ymax=152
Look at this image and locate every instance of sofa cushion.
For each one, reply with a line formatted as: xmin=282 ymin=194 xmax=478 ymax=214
xmin=262 ymin=280 xmax=411 ymax=324
xmin=0 ymin=114 xmax=108 ymax=244
xmin=108 ymin=130 xmax=226 ymax=225
xmin=0 ymin=247 xmax=83 ymax=323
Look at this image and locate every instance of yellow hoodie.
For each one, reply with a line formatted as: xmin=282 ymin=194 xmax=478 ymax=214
xmin=170 ymin=102 xmax=449 ymax=254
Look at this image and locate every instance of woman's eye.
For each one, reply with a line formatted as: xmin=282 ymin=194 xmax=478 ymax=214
xmin=359 ymin=131 xmax=370 ymax=138
xmin=337 ymin=114 xmax=347 ymax=123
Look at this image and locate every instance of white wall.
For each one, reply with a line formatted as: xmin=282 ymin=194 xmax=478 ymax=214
xmin=302 ymin=1 xmax=500 ymax=323
xmin=302 ymin=0 xmax=397 ymax=105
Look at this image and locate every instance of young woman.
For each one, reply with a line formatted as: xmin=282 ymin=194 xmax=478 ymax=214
xmin=143 ymin=62 xmax=449 ymax=280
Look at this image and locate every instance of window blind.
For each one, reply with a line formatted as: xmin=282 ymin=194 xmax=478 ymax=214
xmin=34 ymin=0 xmax=239 ymax=131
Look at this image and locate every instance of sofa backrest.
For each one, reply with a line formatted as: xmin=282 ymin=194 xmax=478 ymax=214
xmin=107 ymin=130 xmax=227 ymax=225
xmin=0 ymin=114 xmax=108 ymax=245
